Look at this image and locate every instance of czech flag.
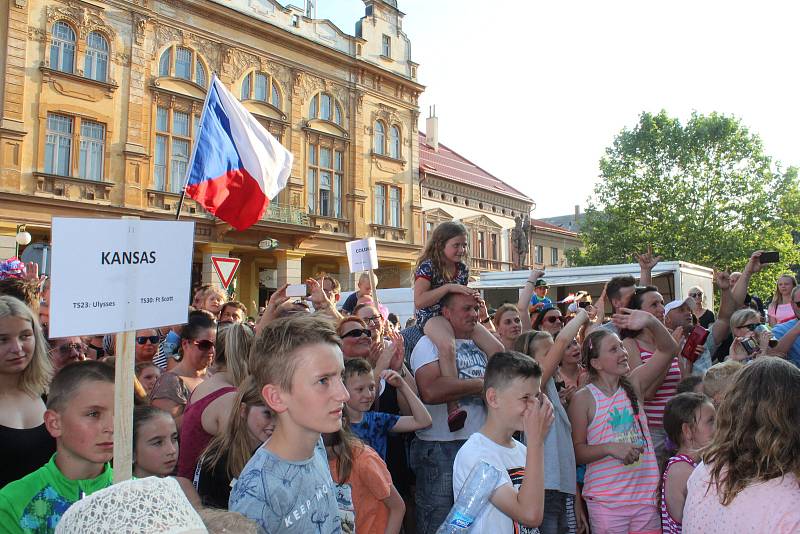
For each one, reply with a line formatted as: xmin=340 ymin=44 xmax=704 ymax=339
xmin=184 ymin=75 xmax=293 ymax=231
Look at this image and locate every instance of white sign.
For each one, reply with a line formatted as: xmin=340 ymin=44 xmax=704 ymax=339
xmin=49 ymin=218 xmax=195 ymax=337
xmin=346 ymin=237 xmax=379 ymax=273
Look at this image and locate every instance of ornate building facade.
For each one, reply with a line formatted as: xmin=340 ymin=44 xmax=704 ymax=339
xmin=0 ymin=0 xmax=425 ymax=306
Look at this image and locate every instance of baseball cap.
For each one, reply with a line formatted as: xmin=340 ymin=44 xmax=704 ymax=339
xmin=664 ymin=297 xmax=693 ymax=317
xmin=534 ymin=279 xmax=549 ymax=288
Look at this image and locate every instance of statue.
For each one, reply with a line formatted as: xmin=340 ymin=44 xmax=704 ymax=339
xmin=511 ymin=215 xmax=531 ymax=269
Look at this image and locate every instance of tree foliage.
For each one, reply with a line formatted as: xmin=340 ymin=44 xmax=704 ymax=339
xmin=568 ymin=110 xmax=800 ymax=300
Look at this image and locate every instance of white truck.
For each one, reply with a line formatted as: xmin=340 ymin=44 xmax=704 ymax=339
xmin=471 ymin=261 xmax=716 ymax=312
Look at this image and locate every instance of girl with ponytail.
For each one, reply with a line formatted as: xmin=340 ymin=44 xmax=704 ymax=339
xmin=567 ymin=309 xmax=679 ymax=534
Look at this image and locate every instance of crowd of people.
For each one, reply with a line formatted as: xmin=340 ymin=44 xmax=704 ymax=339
xmin=0 ymin=223 xmax=799 ymax=533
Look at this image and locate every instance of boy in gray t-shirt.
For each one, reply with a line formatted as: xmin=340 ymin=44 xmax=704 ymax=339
xmin=229 ymin=314 xmax=349 ymax=533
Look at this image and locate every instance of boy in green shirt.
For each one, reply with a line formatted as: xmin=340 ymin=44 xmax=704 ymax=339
xmin=0 ymin=361 xmax=115 ymax=533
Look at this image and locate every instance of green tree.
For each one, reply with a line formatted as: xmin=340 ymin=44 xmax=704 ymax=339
xmin=568 ymin=110 xmax=800 ymax=301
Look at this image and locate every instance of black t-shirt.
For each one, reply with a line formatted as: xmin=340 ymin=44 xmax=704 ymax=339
xmin=698 ymin=309 xmax=716 ymax=329
xmin=0 ymin=423 xmax=56 ymax=489
xmin=195 ymin=451 xmax=235 ymax=509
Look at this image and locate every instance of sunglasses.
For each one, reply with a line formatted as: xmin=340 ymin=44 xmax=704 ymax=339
xmin=544 ymin=316 xmax=565 ymax=324
xmin=689 ymin=292 xmax=703 ymax=298
xmin=191 ymin=339 xmax=215 ymax=351
xmin=739 ymin=323 xmax=760 ymax=331
xmin=136 ymin=335 xmax=159 ymax=345
xmin=341 ymin=328 xmax=371 ymax=339
xmin=361 ymin=315 xmax=382 ymax=324
xmin=54 ymin=343 xmax=86 ymax=356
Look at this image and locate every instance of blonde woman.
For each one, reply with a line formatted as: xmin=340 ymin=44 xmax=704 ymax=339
xmin=688 ymin=286 xmax=715 ymax=329
xmin=0 ymin=296 xmax=54 ymax=489
xmin=177 ymin=322 xmax=253 ymax=479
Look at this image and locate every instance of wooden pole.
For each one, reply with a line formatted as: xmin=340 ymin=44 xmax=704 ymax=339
xmin=369 ymin=269 xmax=380 ymax=308
xmin=113 ymin=329 xmax=135 ymax=483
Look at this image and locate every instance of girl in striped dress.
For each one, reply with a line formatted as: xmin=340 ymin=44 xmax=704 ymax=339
xmin=660 ymin=393 xmax=715 ymax=534
xmin=567 ymin=309 xmax=679 ymax=534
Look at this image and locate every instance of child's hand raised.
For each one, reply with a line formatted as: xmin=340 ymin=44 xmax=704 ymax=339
xmin=611 ymin=308 xmax=654 ymax=332
xmin=380 ymin=369 xmax=404 ymax=388
xmin=523 ymin=394 xmax=554 ymax=445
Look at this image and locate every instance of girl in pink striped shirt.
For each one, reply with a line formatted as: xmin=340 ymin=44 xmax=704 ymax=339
xmin=568 ymin=309 xmax=679 ymax=534
xmin=660 ymin=392 xmax=716 ymax=534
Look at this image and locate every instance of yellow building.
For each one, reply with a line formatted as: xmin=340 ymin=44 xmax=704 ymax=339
xmin=0 ymin=0 xmax=424 ymax=309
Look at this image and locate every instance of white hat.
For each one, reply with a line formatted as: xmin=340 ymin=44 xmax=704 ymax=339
xmin=664 ymin=297 xmax=693 ymax=317
xmin=55 ymin=477 xmax=207 ymax=534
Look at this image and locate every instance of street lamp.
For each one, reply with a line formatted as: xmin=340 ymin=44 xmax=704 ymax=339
xmin=15 ymin=225 xmax=31 ymax=257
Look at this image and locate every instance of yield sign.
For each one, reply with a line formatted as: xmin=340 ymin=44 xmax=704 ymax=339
xmin=211 ymin=256 xmax=240 ymax=289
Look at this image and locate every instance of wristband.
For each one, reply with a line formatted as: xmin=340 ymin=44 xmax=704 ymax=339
xmin=480 ymin=317 xmax=492 ymax=324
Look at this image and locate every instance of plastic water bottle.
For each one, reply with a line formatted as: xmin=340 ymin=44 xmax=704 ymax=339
xmin=436 ymin=460 xmax=503 ymax=533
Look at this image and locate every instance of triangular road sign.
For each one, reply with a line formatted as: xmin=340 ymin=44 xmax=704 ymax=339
xmin=211 ymin=256 xmax=240 ymax=289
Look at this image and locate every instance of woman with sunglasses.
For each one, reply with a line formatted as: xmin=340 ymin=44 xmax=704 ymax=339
xmin=688 ymin=286 xmax=715 ymax=329
xmin=134 ymin=328 xmax=159 ymax=364
xmin=533 ymin=307 xmax=565 ymax=337
xmin=176 ymin=322 xmax=253 ymax=479
xmin=726 ymin=308 xmax=775 ymax=362
xmin=151 ymin=310 xmax=217 ymax=432
xmin=0 ymin=296 xmax=55 ymax=490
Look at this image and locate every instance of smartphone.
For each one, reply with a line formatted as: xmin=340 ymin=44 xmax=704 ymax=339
xmin=681 ymin=325 xmax=709 ymax=362
xmin=578 ymin=301 xmax=591 ymax=309
xmin=758 ymin=251 xmax=780 ymax=264
xmin=740 ymin=337 xmax=758 ymax=355
xmin=286 ymin=284 xmax=309 ymax=298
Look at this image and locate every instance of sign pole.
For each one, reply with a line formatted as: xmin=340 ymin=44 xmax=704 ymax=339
xmin=113 ymin=329 xmax=135 ymax=483
xmin=369 ymin=269 xmax=381 ymax=308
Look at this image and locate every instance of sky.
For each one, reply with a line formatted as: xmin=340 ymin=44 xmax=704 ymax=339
xmin=317 ymin=0 xmax=800 ymax=218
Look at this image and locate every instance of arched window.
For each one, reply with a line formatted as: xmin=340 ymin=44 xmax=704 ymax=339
xmin=50 ymin=21 xmax=76 ymax=73
xmin=84 ymin=31 xmax=108 ymax=82
xmin=241 ymin=72 xmax=281 ymax=109
xmin=389 ymin=125 xmax=400 ymax=158
xmin=309 ymin=92 xmax=343 ymax=126
xmin=374 ymin=121 xmax=385 ymax=154
xmin=158 ymin=46 xmax=207 ymax=87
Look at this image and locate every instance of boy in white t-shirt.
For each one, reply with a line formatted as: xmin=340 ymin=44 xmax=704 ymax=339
xmin=452 ymin=350 xmax=554 ymax=533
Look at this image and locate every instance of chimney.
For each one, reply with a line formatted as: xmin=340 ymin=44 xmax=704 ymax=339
xmin=426 ymin=105 xmax=438 ymax=151
xmin=574 ymin=204 xmax=580 ymax=222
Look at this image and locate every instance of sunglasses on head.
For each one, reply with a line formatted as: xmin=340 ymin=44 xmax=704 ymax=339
xmin=136 ymin=335 xmax=159 ymax=345
xmin=341 ymin=328 xmax=371 ymax=339
xmin=54 ymin=343 xmax=86 ymax=356
xmin=191 ymin=339 xmax=215 ymax=351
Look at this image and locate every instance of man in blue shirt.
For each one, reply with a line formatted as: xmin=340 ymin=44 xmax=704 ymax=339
xmin=773 ymin=286 xmax=800 ymax=367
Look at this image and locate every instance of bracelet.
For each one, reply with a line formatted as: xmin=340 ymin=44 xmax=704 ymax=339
xmin=525 ymin=280 xmax=536 ymax=286
xmin=480 ymin=317 xmax=492 ymax=324
xmin=400 ymin=366 xmax=407 ymax=378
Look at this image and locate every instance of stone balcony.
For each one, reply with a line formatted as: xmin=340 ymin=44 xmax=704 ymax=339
xmin=370 ymin=223 xmax=407 ymax=242
xmin=34 ymin=172 xmax=114 ymax=203
xmin=264 ymin=203 xmax=312 ymax=226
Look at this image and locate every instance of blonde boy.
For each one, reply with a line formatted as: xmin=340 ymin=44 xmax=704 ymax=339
xmin=229 ymin=314 xmax=349 ymax=532
xmin=703 ymin=360 xmax=744 ymax=407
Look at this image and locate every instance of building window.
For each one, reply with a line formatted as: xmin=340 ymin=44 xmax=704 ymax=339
xmin=374 ymin=184 xmax=401 ymax=227
xmin=309 ymin=92 xmax=343 ymax=126
xmin=425 ymin=221 xmax=435 ymax=240
xmin=477 ymin=231 xmax=486 ymax=259
xmin=158 ymin=46 xmax=207 ymax=86
xmin=374 ymin=185 xmax=386 ymax=225
xmin=78 ymin=121 xmax=105 ymax=181
xmin=84 ymin=31 xmax=108 ymax=82
xmin=44 ymin=113 xmax=106 ymax=180
xmin=381 ymin=34 xmax=391 ymax=57
xmin=389 ymin=125 xmax=400 ymax=158
xmin=491 ymin=234 xmax=498 ymax=260
xmin=373 ymin=121 xmax=385 ymax=154
xmin=551 ymin=247 xmax=559 ymax=266
xmin=50 ymin=21 xmax=76 ymax=73
xmin=154 ymin=105 xmax=198 ymax=193
xmin=241 ymin=72 xmax=281 ymax=109
xmin=45 ymin=113 xmax=73 ymax=176
xmin=535 ymin=245 xmax=544 ymax=264
xmin=307 ymin=142 xmax=343 ymax=217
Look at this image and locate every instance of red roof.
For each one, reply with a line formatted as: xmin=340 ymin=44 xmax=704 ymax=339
xmin=531 ymin=218 xmax=578 ymax=237
xmin=419 ymin=132 xmax=533 ymax=203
